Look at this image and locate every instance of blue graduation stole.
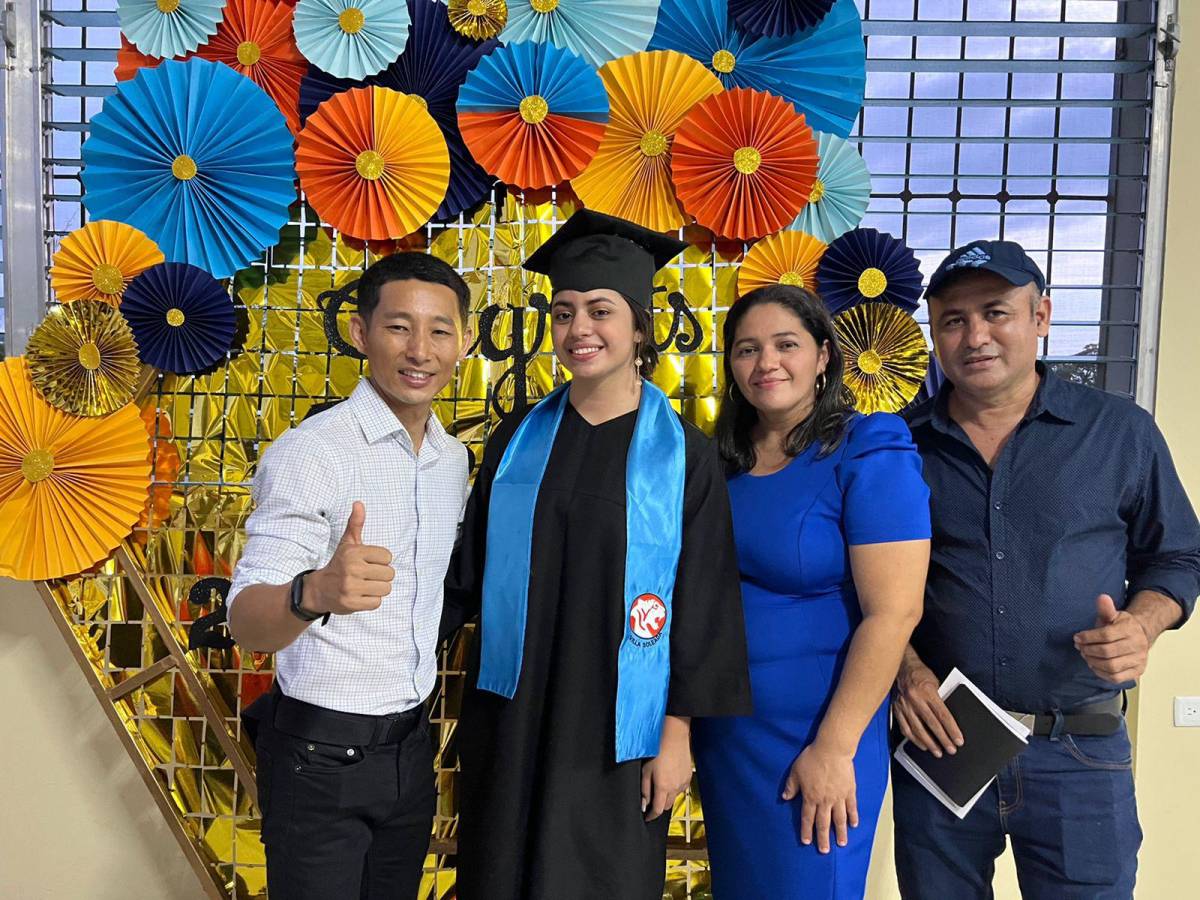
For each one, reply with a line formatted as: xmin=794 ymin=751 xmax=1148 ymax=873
xmin=478 ymin=382 xmax=686 ymax=763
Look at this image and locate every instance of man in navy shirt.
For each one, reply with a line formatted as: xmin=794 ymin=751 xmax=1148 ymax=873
xmin=892 ymin=240 xmax=1200 ymax=899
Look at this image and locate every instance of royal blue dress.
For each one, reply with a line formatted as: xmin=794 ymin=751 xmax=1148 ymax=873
xmin=692 ymin=413 xmax=931 ymax=899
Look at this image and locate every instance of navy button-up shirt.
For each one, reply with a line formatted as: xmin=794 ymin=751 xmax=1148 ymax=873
xmin=907 ymin=364 xmax=1200 ymax=712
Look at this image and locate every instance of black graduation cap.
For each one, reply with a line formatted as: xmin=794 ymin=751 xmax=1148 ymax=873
xmin=522 ymin=209 xmax=689 ymax=308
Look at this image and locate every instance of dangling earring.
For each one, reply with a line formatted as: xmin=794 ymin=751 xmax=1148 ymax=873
xmin=727 ymin=383 xmax=736 ymax=401
xmin=816 ymin=372 xmax=827 ymax=393
xmin=634 ymin=348 xmax=644 ymax=385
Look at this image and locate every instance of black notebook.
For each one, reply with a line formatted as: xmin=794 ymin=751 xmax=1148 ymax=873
xmin=894 ymin=669 xmax=1029 ymax=817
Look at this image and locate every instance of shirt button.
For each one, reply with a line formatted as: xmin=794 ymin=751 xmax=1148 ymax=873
xmin=999 ymin=658 xmax=1009 ymax=666
xmin=995 ymin=551 xmax=1005 ymax=560
xmin=998 ymin=607 xmax=1007 ymax=615
xmin=993 ymin=502 xmax=1002 ymax=511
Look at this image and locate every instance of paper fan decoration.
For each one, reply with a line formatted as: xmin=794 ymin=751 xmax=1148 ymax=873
xmin=500 ymin=0 xmax=660 ymax=69
xmin=458 ymin=41 xmax=608 ymax=190
xmin=834 ymin=302 xmax=929 ymax=414
xmin=81 ymin=58 xmax=296 ymax=279
xmin=298 ymin=63 xmax=364 ymax=123
xmin=25 ymin=301 xmax=142 ymax=417
xmin=371 ymin=0 xmax=498 ymax=220
xmin=788 ymin=130 xmax=870 ymax=243
xmin=736 ymin=230 xmax=826 ymax=296
xmin=50 ymin=221 xmax=165 ymax=305
xmin=121 ymin=263 xmax=237 ymax=374
xmin=671 ymin=87 xmax=818 ymax=241
xmin=448 ymin=0 xmax=507 ymax=40
xmin=118 ymin=0 xmax=227 ymax=58
xmin=293 ymin=0 xmax=411 ymax=80
xmin=196 ymin=0 xmax=308 ymax=133
xmin=730 ymin=0 xmax=835 ymax=37
xmin=116 ymin=36 xmax=182 ymax=81
xmin=297 ymin=86 xmax=450 ymax=240
xmin=648 ymin=0 xmax=865 ymax=138
xmin=572 ymin=50 xmax=722 ymax=233
xmin=816 ymin=228 xmax=924 ymax=314
xmin=0 ymin=357 xmax=151 ymax=581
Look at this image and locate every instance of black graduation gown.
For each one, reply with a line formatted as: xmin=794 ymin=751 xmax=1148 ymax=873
xmin=442 ymin=401 xmax=752 ymax=900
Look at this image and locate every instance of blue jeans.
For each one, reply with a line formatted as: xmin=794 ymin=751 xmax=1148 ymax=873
xmin=892 ymin=724 xmax=1141 ymax=899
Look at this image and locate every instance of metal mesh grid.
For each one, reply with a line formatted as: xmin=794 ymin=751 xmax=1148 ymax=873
xmin=23 ymin=0 xmax=1157 ymax=897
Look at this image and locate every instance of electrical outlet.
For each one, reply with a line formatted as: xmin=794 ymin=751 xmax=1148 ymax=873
xmin=1174 ymin=697 xmax=1200 ymax=727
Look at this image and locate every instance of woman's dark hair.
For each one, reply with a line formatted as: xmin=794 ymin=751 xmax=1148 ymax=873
xmin=715 ymin=284 xmax=855 ymax=474
xmin=356 ymin=252 xmax=471 ymax=324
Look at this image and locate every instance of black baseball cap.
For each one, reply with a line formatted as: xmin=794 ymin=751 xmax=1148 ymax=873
xmin=926 ymin=239 xmax=1046 ymax=299
xmin=523 ymin=209 xmax=688 ymax=307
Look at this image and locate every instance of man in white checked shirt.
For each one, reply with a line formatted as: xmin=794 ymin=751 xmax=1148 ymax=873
xmin=228 ymin=253 xmax=473 ymax=900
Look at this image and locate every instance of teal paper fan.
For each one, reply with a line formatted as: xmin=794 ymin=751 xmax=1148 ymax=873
xmin=293 ymin=0 xmax=411 ymax=80
xmin=789 ymin=130 xmax=871 ymax=243
xmin=118 ymin=0 xmax=227 ymax=59
xmin=500 ymin=0 xmax=662 ymax=70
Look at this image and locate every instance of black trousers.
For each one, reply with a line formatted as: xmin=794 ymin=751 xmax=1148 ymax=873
xmin=253 ymin=694 xmax=436 ymax=900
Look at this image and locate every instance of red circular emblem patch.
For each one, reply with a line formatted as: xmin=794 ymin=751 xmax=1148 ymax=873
xmin=629 ymin=593 xmax=667 ymax=640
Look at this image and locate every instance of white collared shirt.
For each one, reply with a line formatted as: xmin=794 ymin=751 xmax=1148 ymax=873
xmin=228 ymin=379 xmax=469 ymax=715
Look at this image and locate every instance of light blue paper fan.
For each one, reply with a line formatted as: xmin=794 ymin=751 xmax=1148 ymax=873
xmin=648 ymin=0 xmax=865 ymax=138
xmin=294 ymin=0 xmax=411 ymax=80
xmin=500 ymin=0 xmax=661 ymax=70
xmin=789 ymin=130 xmax=871 ymax=243
xmin=81 ymin=58 xmax=296 ymax=280
xmin=118 ymin=0 xmax=227 ymax=59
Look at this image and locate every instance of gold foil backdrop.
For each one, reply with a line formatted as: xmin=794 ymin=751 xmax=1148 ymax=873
xmin=40 ymin=188 xmax=744 ymax=899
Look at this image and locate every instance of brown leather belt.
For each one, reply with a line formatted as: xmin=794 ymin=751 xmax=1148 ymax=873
xmin=1004 ymin=695 xmax=1124 ymax=737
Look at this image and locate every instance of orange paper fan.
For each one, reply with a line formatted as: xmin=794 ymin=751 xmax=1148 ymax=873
xmin=50 ymin=220 xmax=165 ymax=304
xmin=297 ymin=86 xmax=450 ymax=241
xmin=737 ymin=230 xmax=828 ymax=296
xmin=196 ymin=0 xmax=308 ymax=133
xmin=573 ymin=50 xmax=723 ymax=233
xmin=0 ymin=357 xmax=151 ymax=581
xmin=115 ymin=36 xmax=176 ymax=81
xmin=671 ymin=87 xmax=819 ymax=241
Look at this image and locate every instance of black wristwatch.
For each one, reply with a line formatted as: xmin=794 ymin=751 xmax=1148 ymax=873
xmin=289 ymin=569 xmax=330 ymax=626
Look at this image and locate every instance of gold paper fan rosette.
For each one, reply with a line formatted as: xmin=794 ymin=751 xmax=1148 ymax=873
xmin=49 ymin=220 xmax=164 ymax=304
xmin=0 ymin=357 xmax=151 ymax=581
xmin=447 ymin=0 xmax=507 ymax=40
xmin=834 ymin=302 xmax=929 ymax=414
xmin=25 ymin=300 xmax=142 ymax=416
xmin=737 ymin=230 xmax=828 ymax=296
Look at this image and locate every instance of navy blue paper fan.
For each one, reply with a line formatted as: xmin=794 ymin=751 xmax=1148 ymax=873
xmin=730 ymin=0 xmax=836 ymax=38
xmin=121 ymin=262 xmax=236 ymax=374
xmin=816 ymin=227 xmax=925 ymax=314
xmin=300 ymin=0 xmax=499 ymax=221
xmin=299 ymin=64 xmax=365 ymax=125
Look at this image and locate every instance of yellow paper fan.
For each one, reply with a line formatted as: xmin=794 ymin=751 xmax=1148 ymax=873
xmin=834 ymin=301 xmax=929 ymax=414
xmin=737 ymin=230 xmax=828 ymax=297
xmin=447 ymin=0 xmax=507 ymax=40
xmin=49 ymin=220 xmax=164 ymax=304
xmin=25 ymin=300 xmax=142 ymax=417
xmin=0 ymin=357 xmax=151 ymax=581
xmin=572 ymin=50 xmax=722 ymax=232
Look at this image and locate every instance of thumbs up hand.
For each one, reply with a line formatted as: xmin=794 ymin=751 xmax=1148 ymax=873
xmin=302 ymin=502 xmax=395 ymax=617
xmin=1073 ymin=593 xmax=1152 ymax=684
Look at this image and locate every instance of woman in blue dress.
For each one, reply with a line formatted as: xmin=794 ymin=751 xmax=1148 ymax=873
xmin=692 ymin=284 xmax=931 ymax=899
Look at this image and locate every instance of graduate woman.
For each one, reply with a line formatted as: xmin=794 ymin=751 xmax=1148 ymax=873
xmin=442 ymin=210 xmax=752 ymax=900
xmin=691 ymin=284 xmax=930 ymax=898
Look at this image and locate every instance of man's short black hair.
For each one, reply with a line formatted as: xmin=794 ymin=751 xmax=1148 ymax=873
xmin=356 ymin=252 xmax=471 ymax=324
